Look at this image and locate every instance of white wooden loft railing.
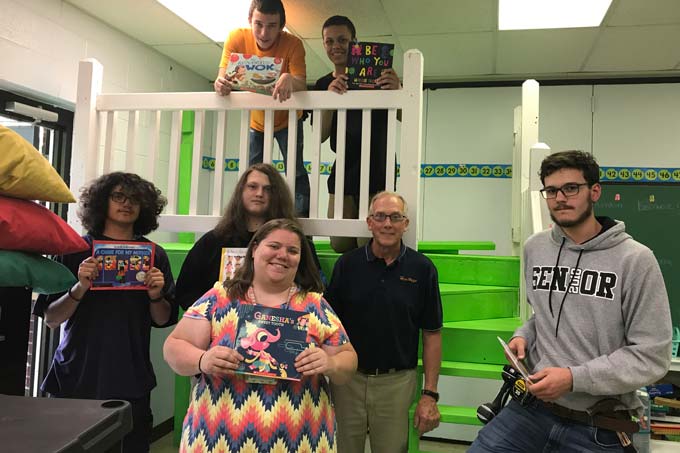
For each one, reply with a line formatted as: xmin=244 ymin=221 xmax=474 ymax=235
xmin=511 ymin=79 xmax=552 ymax=322
xmin=70 ymin=50 xmax=424 ymax=248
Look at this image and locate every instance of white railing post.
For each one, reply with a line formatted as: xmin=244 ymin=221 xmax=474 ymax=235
xmin=399 ymin=50 xmax=424 ymax=250
xmin=71 ymin=58 xmax=103 ymax=233
xmin=515 ymin=79 xmax=540 ymax=323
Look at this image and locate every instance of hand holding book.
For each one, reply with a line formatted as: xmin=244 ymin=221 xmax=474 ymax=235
xmin=294 ymin=343 xmax=332 ymax=378
xmin=199 ymin=345 xmax=244 ymax=377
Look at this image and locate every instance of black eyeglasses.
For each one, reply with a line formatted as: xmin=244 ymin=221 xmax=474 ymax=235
xmin=370 ymin=213 xmax=407 ymax=223
xmin=539 ymin=183 xmax=589 ymax=199
xmin=110 ymin=191 xmax=140 ymax=205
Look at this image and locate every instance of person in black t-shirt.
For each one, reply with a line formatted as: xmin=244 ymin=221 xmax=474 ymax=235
xmin=314 ymin=15 xmax=401 ymax=253
xmin=175 ymin=163 xmax=323 ymax=311
xmin=34 ymin=172 xmax=178 ymax=453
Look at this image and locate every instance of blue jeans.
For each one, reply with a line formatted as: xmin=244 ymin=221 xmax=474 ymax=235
xmin=468 ymin=400 xmax=625 ymax=453
xmin=249 ymin=119 xmax=310 ymax=217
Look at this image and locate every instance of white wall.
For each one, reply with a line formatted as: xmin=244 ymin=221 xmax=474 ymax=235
xmin=420 ymin=82 xmax=680 ymax=256
xmin=1 ymin=0 xmax=213 ymax=428
xmin=0 ymin=0 xmax=209 ymax=104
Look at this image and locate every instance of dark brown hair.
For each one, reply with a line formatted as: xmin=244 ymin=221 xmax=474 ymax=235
xmin=225 ymin=218 xmax=323 ymax=299
xmin=213 ymin=163 xmax=295 ymax=242
xmin=540 ymin=150 xmax=600 ymax=187
xmin=78 ymin=172 xmax=166 ymax=237
xmin=249 ymin=0 xmax=286 ymax=27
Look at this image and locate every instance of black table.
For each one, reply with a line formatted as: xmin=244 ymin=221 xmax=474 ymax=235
xmin=0 ymin=394 xmax=132 ymax=452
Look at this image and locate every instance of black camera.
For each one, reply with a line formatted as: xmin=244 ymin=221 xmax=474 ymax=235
xmin=476 ymin=365 xmax=534 ymax=424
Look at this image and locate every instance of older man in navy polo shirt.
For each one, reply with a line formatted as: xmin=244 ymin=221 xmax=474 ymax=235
xmin=325 ymin=191 xmax=443 ymax=453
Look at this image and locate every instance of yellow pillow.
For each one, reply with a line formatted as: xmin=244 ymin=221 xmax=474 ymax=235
xmin=0 ymin=125 xmax=76 ymax=202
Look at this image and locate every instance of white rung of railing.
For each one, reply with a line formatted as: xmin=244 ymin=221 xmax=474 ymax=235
xmin=70 ymin=50 xmax=424 ymax=248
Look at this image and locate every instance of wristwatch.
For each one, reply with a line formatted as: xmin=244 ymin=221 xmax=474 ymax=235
xmin=421 ymin=389 xmax=439 ymax=402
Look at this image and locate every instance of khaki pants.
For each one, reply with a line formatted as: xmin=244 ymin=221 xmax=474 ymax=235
xmin=331 ymin=369 xmax=417 ymax=453
xmin=327 ymin=194 xmax=370 ymax=253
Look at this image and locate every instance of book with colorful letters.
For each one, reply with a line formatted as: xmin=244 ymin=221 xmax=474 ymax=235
xmin=234 ymin=304 xmax=310 ymax=382
xmin=91 ymin=240 xmax=154 ymax=290
xmin=345 ymin=41 xmax=395 ymax=89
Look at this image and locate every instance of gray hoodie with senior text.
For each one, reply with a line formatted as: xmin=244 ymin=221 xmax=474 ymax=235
xmin=515 ymin=217 xmax=672 ymax=414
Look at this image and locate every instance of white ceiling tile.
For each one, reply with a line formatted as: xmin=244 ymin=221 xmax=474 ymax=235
xmin=284 ymin=0 xmax=393 ymax=39
xmin=585 ymin=25 xmax=680 ymax=71
xmin=62 ymin=0 xmax=680 ymax=82
xmin=607 ymin=0 xmax=680 ymax=26
xmin=497 ymin=29 xmax=599 ymax=74
xmin=400 ymin=33 xmax=494 ymax=79
xmin=66 ymin=0 xmax=213 ymax=45
xmin=152 ymin=44 xmax=222 ymax=81
xmin=384 ymin=0 xmax=496 ymax=34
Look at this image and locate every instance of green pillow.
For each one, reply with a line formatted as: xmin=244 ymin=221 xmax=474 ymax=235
xmin=0 ymin=250 xmax=76 ymax=294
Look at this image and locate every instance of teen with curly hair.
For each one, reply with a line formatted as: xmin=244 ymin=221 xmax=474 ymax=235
xmin=34 ymin=171 xmax=178 ymax=453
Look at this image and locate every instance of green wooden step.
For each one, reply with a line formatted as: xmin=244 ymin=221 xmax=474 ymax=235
xmin=314 ymin=240 xmax=495 ymax=254
xmin=440 ymin=283 xmax=518 ymax=322
xmin=418 ymin=359 xmax=503 ymax=380
xmin=417 ymin=241 xmax=495 ymax=254
xmin=318 ymin=252 xmax=520 ymax=289
xmin=429 ymin=254 xmax=520 ymax=287
xmin=441 ymin=317 xmax=522 ymax=365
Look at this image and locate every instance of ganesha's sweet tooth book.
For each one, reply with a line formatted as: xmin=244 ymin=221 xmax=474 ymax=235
xmin=234 ymin=305 xmax=310 ymax=382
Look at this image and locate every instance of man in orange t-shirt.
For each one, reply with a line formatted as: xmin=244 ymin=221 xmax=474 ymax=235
xmin=214 ymin=0 xmax=310 ymax=217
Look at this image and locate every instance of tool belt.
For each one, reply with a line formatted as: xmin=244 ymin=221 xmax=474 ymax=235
xmin=543 ymin=400 xmax=640 ymax=434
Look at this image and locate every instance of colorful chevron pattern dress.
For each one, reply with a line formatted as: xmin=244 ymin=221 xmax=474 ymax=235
xmin=180 ymin=285 xmax=349 ymax=453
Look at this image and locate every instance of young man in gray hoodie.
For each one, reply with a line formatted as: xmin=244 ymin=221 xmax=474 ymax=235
xmin=470 ymin=150 xmax=672 ymax=452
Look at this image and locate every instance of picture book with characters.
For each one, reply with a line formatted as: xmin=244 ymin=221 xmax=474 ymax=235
xmin=234 ymin=305 xmax=310 ymax=383
xmin=219 ymin=247 xmax=247 ymax=282
xmin=91 ymin=241 xmax=155 ymax=290
xmin=345 ymin=41 xmax=395 ymax=89
xmin=225 ymin=53 xmax=283 ymax=95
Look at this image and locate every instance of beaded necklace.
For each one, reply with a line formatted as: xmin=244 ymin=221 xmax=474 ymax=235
xmin=247 ymin=285 xmax=297 ymax=307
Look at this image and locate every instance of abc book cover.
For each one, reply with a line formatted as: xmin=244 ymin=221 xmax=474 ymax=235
xmin=91 ymin=241 xmax=155 ymax=290
xmin=345 ymin=41 xmax=394 ymax=89
xmin=226 ymin=53 xmax=283 ymax=95
xmin=234 ymin=305 xmax=310 ymax=382
xmin=219 ymin=247 xmax=247 ymax=283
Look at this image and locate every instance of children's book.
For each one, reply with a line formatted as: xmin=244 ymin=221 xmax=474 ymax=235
xmin=234 ymin=304 xmax=310 ymax=383
xmin=219 ymin=247 xmax=247 ymax=282
xmin=497 ymin=336 xmax=534 ymax=384
xmin=91 ymin=241 xmax=155 ymax=290
xmin=345 ymin=41 xmax=395 ymax=89
xmin=225 ymin=53 xmax=283 ymax=95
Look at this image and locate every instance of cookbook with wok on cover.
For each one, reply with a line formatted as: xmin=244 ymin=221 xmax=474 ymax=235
xmin=225 ymin=53 xmax=283 ymax=95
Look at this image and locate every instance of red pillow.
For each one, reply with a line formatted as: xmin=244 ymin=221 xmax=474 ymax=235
xmin=0 ymin=195 xmax=89 ymax=255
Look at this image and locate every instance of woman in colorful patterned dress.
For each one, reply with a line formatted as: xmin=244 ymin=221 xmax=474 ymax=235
xmin=164 ymin=218 xmax=357 ymax=453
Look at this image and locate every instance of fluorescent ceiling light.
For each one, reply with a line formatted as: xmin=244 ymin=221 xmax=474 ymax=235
xmin=157 ymin=0 xmax=252 ymax=42
xmin=499 ymin=0 xmax=612 ymax=31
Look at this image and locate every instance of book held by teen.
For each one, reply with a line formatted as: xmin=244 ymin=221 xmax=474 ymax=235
xmin=225 ymin=53 xmax=283 ymax=95
xmin=234 ymin=304 xmax=310 ymax=383
xmin=219 ymin=247 xmax=247 ymax=282
xmin=345 ymin=41 xmax=395 ymax=89
xmin=91 ymin=241 xmax=155 ymax=290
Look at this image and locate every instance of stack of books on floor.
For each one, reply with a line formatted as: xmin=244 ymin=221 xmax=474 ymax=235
xmin=651 ymin=395 xmax=680 ymax=439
